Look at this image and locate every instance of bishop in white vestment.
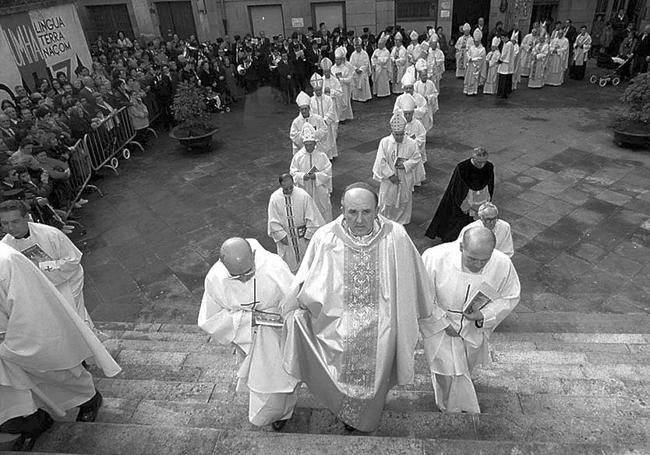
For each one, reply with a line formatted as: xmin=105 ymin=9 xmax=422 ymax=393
xmin=198 ymin=238 xmax=299 ymax=429
xmin=309 ymin=73 xmax=338 ymax=159
xmin=372 ymin=113 xmax=420 ymax=225
xmin=281 ymin=184 xmax=449 ymax=432
xmin=422 ymin=227 xmax=520 ymax=413
xmin=1 ymin=204 xmax=93 ymax=328
xmin=289 ymin=91 xmax=327 ymax=155
xmin=390 ymin=33 xmax=408 ymax=93
xmin=400 ymin=94 xmax=427 ymax=185
xmin=290 ymin=123 xmax=333 ymax=222
xmin=333 ymin=47 xmax=354 ymax=121
xmin=267 ymin=174 xmax=325 ymax=273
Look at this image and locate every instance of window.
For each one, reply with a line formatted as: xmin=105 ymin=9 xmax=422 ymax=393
xmin=396 ymin=0 xmax=438 ymax=20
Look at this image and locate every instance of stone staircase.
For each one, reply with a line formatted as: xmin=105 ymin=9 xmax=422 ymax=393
xmin=3 ymin=312 xmax=650 ymax=455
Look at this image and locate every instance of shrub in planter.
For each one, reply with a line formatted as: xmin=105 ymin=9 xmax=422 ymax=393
xmin=612 ymin=73 xmax=650 ymax=143
xmin=171 ymin=81 xmax=215 ymax=138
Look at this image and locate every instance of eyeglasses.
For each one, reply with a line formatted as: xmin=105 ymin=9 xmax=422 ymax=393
xmin=228 ymin=264 xmax=255 ymax=280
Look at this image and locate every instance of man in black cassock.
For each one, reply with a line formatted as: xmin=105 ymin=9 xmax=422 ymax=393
xmin=425 ymin=148 xmax=494 ymax=242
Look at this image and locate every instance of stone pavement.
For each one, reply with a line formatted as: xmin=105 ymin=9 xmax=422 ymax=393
xmin=71 ymin=70 xmax=650 ymax=324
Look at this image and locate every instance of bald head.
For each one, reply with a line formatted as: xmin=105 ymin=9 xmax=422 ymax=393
xmin=341 ymin=183 xmax=379 ymax=236
xmin=220 ymin=237 xmax=254 ymax=278
xmin=460 ymin=227 xmax=496 ymax=273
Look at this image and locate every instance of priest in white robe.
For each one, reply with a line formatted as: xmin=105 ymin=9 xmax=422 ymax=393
xmin=290 ymin=123 xmax=332 ymax=222
xmin=309 ymin=73 xmax=338 ymax=159
xmin=455 ymin=24 xmax=472 ymax=78
xmin=349 ymin=37 xmax=371 ymax=102
xmin=390 ymin=32 xmax=408 ymax=93
xmin=281 ymin=183 xmax=450 ymax=432
xmin=372 ymin=113 xmax=420 ymax=225
xmin=401 ymin=95 xmax=427 ymax=185
xmin=413 ymin=58 xmax=438 ymax=133
xmin=198 ymin=237 xmax=299 ymax=430
xmin=518 ymin=29 xmax=538 ymax=78
xmin=456 ymin=203 xmax=514 ymax=257
xmin=0 ymin=201 xmax=93 ymax=328
xmin=289 ymin=91 xmax=327 ymax=155
xmin=482 ymin=38 xmax=501 ymax=95
xmin=464 ymin=29 xmax=486 ymax=96
xmin=422 ymin=227 xmax=520 ymax=413
xmin=371 ymin=35 xmax=391 ymax=97
xmin=267 ymin=173 xmax=325 ymax=273
xmin=0 ymin=243 xmax=120 ymax=449
xmin=333 ymin=47 xmax=354 ymax=121
xmin=544 ymin=30 xmax=569 ymax=86
xmin=428 ymin=36 xmax=446 ymax=92
xmin=528 ymin=37 xmax=549 ymax=89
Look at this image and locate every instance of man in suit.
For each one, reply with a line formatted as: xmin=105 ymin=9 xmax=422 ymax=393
xmin=634 ymin=24 xmax=650 ymax=75
xmin=564 ymin=19 xmax=578 ymax=63
xmin=611 ymin=9 xmax=628 ymax=52
xmin=0 ymin=114 xmax=17 ymax=152
xmin=152 ymin=64 xmax=174 ymax=130
xmin=78 ymin=77 xmax=98 ymax=113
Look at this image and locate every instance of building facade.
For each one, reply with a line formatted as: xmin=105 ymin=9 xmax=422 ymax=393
xmin=68 ymin=0 xmax=649 ymax=43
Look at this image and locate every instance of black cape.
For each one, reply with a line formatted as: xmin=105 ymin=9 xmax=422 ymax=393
xmin=425 ymin=159 xmax=494 ymax=242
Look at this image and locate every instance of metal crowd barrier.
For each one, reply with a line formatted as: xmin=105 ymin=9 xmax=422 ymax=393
xmin=83 ymin=106 xmax=144 ymax=175
xmin=64 ymin=139 xmax=102 ymax=219
xmin=143 ymin=93 xmax=162 ymax=137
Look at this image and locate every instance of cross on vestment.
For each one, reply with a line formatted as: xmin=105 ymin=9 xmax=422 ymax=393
xmin=283 ymin=194 xmax=306 ymax=266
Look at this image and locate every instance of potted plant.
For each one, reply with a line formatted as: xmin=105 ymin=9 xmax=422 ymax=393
xmin=612 ymin=72 xmax=650 ymax=148
xmin=169 ymin=81 xmax=218 ymax=151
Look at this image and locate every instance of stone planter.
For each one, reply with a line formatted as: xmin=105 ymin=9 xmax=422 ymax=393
xmin=169 ymin=125 xmax=218 ymax=152
xmin=613 ymin=127 xmax=650 ymax=149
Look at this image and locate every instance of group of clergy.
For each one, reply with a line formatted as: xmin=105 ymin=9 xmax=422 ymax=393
xmin=0 ymin=200 xmax=120 ymax=450
xmin=200 ymin=181 xmax=520 ymax=434
xmin=455 ymin=21 xmax=593 ymax=97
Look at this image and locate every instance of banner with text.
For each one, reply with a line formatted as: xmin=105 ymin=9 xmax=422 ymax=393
xmin=0 ymin=2 xmax=92 ymax=94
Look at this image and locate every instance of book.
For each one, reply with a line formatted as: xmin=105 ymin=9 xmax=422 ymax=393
xmin=462 ymin=282 xmax=499 ymax=314
xmin=21 ymin=244 xmax=52 ymax=267
xmin=253 ymin=310 xmax=284 ymax=328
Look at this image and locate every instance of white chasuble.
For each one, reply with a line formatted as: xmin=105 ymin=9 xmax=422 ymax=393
xmin=281 ymin=216 xmax=449 ymax=431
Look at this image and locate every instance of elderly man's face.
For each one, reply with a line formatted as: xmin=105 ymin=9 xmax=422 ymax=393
xmin=460 ymin=240 xmax=493 ymax=273
xmin=299 ymin=106 xmax=310 ymax=118
xmin=392 ymin=130 xmax=405 ymax=143
xmin=404 ymin=85 xmax=414 ymax=95
xmin=471 ymin=153 xmax=488 ymax=168
xmin=0 ymin=116 xmax=10 ymax=128
xmin=342 ymin=189 xmax=378 ymax=236
xmin=403 ymin=111 xmax=414 ymax=122
xmin=480 ymin=213 xmax=498 ymax=230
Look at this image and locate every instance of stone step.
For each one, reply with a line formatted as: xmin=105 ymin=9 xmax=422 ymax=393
xmin=89 ymin=382 xmax=650 ymax=422
xmin=95 ymin=312 xmax=650 ymax=334
xmin=51 ymin=397 xmax=649 ymax=447
xmin=31 ymin=422 xmax=626 ymax=455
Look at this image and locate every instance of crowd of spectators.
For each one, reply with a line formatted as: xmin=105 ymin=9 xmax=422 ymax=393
xmin=0 ymin=21 xmax=453 ymax=236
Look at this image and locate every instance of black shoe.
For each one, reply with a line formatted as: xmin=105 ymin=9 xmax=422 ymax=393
xmin=343 ymin=422 xmax=357 ymax=432
xmin=271 ymin=419 xmax=288 ymax=432
xmin=0 ymin=408 xmax=53 ymax=450
xmin=76 ymin=390 xmax=102 ymax=422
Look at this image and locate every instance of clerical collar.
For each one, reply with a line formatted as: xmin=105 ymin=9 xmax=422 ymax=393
xmin=14 ymin=229 xmax=30 ymax=240
xmin=341 ymin=217 xmax=382 ymax=246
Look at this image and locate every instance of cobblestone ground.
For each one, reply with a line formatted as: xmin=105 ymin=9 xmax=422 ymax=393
xmin=73 ymin=68 xmax=650 ymax=323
